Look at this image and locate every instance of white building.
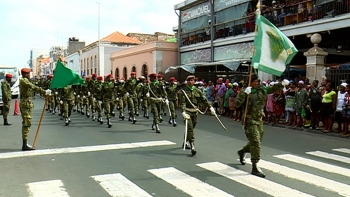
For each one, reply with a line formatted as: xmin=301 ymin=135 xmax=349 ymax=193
xmin=80 ymin=31 xmax=141 ymax=77
xmin=65 ymin=52 xmax=80 ymax=75
xmin=29 ymin=48 xmax=49 ymax=77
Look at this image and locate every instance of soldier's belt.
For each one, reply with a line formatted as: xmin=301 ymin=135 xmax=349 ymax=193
xmin=185 ymin=108 xmax=198 ymax=113
xmin=149 ymin=97 xmax=163 ymax=101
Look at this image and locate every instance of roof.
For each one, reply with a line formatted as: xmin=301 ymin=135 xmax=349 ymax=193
xmin=101 ymin=31 xmax=141 ymax=44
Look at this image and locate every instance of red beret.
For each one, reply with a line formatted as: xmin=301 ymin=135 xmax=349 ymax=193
xmin=107 ymin=74 xmax=112 ymax=77
xmin=149 ymin=73 xmax=157 ymax=77
xmin=131 ymin=72 xmax=136 ymax=75
xmin=92 ymin=74 xmax=97 ymax=77
xmin=157 ymin=74 xmax=163 ymax=78
xmin=169 ymin=77 xmax=175 ymax=81
xmin=6 ymin=74 xmax=12 ymax=78
xmin=97 ymin=76 xmax=103 ymax=81
xmin=21 ymin=68 xmax=31 ymax=73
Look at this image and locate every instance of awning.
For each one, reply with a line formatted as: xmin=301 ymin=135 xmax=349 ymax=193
xmin=315 ymin=0 xmax=334 ymax=6
xmin=165 ymin=59 xmax=250 ymax=74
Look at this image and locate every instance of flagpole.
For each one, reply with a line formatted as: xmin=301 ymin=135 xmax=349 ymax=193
xmin=32 ymin=95 xmax=49 ymax=148
xmin=242 ymin=1 xmax=261 ymax=129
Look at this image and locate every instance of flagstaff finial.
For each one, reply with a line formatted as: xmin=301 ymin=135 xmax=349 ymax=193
xmin=256 ymin=1 xmax=261 ymax=15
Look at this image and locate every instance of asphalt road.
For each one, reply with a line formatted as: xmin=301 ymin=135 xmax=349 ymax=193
xmin=0 ymin=97 xmax=350 ymax=197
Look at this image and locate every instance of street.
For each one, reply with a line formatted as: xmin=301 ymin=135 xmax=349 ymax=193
xmin=0 ymin=98 xmax=350 ymax=197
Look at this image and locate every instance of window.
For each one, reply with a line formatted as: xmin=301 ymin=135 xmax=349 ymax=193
xmin=115 ymin=68 xmax=120 ymax=79
xmin=123 ymin=67 xmax=127 ymax=80
xmin=141 ymin=64 xmax=148 ymax=78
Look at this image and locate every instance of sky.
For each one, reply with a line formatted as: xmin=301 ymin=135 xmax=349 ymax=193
xmin=0 ymin=0 xmax=184 ymax=68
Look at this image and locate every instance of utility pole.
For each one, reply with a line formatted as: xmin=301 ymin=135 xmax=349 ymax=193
xmin=96 ymin=2 xmax=101 ymax=75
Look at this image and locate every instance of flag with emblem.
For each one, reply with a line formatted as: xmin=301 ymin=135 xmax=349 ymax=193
xmin=50 ymin=60 xmax=85 ymax=89
xmin=252 ymin=14 xmax=298 ymax=76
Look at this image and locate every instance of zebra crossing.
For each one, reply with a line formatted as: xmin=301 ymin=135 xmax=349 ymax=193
xmin=25 ymin=148 xmax=350 ymax=197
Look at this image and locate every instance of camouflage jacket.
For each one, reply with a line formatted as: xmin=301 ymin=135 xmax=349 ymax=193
xmin=124 ymin=78 xmax=137 ymax=96
xmin=166 ymin=83 xmax=178 ymax=101
xmin=95 ymin=82 xmax=104 ymax=101
xmin=181 ymin=85 xmax=211 ymax=113
xmin=148 ymin=80 xmax=167 ymax=100
xmin=116 ymin=84 xmax=126 ymax=99
xmin=61 ymin=85 xmax=75 ymax=100
xmin=101 ymin=81 xmax=115 ymax=100
xmin=1 ymin=81 xmax=11 ymax=102
xmin=19 ymin=78 xmax=44 ymax=100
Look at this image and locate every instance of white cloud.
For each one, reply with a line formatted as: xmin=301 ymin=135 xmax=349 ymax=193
xmin=0 ymin=0 xmax=185 ymax=67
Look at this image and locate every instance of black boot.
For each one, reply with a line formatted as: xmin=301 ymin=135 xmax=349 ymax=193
xmin=132 ymin=116 xmax=137 ymax=124
xmin=99 ymin=117 xmax=103 ymax=124
xmin=135 ymin=112 xmax=139 ymax=116
xmin=182 ymin=141 xmax=191 ymax=150
xmin=168 ymin=118 xmax=172 ymax=124
xmin=3 ymin=118 xmax=12 ymax=126
xmin=152 ymin=123 xmax=155 ymax=130
xmin=238 ymin=149 xmax=246 ymax=165
xmin=251 ymin=162 xmax=266 ymax=178
xmin=65 ymin=118 xmax=69 ymax=126
xmin=86 ymin=111 xmax=90 ymax=118
xmin=173 ymin=119 xmax=177 ymax=127
xmin=107 ymin=118 xmax=112 ymax=128
xmin=92 ymin=113 xmax=96 ymax=121
xmin=190 ymin=142 xmax=197 ymax=156
xmin=159 ymin=115 xmax=163 ymax=122
xmin=145 ymin=113 xmax=149 ymax=119
xmin=112 ymin=112 xmax=115 ymax=117
xmin=155 ymin=124 xmax=161 ymax=134
xmin=22 ymin=140 xmax=35 ymax=151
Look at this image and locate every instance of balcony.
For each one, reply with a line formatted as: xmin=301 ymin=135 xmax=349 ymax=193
xmin=180 ymin=0 xmax=350 ymax=48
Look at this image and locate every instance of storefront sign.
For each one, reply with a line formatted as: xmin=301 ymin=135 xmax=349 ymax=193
xmin=181 ymin=2 xmax=211 ymax=22
xmin=214 ymin=0 xmax=250 ymax=11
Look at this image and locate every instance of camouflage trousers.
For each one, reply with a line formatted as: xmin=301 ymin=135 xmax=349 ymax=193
xmin=63 ymin=99 xmax=74 ymax=118
xmin=127 ymin=96 xmax=138 ymax=116
xmin=95 ymin=100 xmax=103 ymax=117
xmin=20 ymin=100 xmax=34 ymax=140
xmin=183 ymin=111 xmax=198 ymax=143
xmin=117 ymin=98 xmax=126 ymax=114
xmin=141 ymin=98 xmax=149 ymax=112
xmin=241 ymin=119 xmax=264 ymax=163
xmin=103 ymin=100 xmax=115 ymax=119
xmin=169 ymin=100 xmax=177 ymax=119
xmin=89 ymin=96 xmax=95 ymax=113
xmin=2 ymin=101 xmax=10 ymax=119
xmin=150 ymin=99 xmax=162 ymax=124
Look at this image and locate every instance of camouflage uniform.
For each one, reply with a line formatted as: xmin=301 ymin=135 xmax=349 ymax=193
xmin=1 ymin=80 xmax=12 ymax=125
xmin=235 ymin=82 xmax=282 ymax=178
xmin=148 ymin=79 xmax=167 ymax=133
xmin=61 ymin=85 xmax=75 ymax=125
xmin=87 ymin=79 xmax=96 ymax=120
xmin=95 ymin=79 xmax=104 ymax=123
xmin=116 ymin=81 xmax=127 ymax=119
xmin=124 ymin=77 xmax=138 ymax=123
xmin=80 ymin=83 xmax=90 ymax=117
xmin=166 ymin=82 xmax=178 ymax=126
xmin=19 ymin=77 xmax=45 ymax=150
xmin=139 ymin=81 xmax=149 ymax=118
xmin=101 ymin=79 xmax=115 ymax=127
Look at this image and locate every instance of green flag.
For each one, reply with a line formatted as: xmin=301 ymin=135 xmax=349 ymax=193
xmin=252 ymin=14 xmax=298 ymax=76
xmin=50 ymin=60 xmax=85 ymax=89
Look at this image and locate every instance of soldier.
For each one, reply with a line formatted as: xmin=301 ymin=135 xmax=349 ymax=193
xmin=95 ymin=76 xmax=104 ymax=124
xmin=181 ymin=75 xmax=215 ymax=156
xmin=139 ymin=77 xmax=149 ymax=119
xmin=81 ymin=77 xmax=90 ymax=118
xmin=116 ymin=78 xmax=127 ymax=120
xmin=88 ymin=74 xmax=97 ymax=121
xmin=124 ymin=72 xmax=138 ymax=123
xmin=45 ymin=75 xmax=53 ymax=112
xmin=61 ymin=84 xmax=75 ymax=126
xmin=235 ymin=74 xmax=282 ymax=178
xmin=101 ymin=74 xmax=115 ymax=127
xmin=1 ymin=73 xmax=13 ymax=126
xmin=19 ymin=68 xmax=50 ymax=151
xmin=166 ymin=77 xmax=178 ymax=127
xmin=157 ymin=73 xmax=166 ymax=119
xmin=147 ymin=73 xmax=168 ymax=133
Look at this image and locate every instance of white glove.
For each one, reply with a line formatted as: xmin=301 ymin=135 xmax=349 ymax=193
xmin=244 ymin=87 xmax=252 ymax=94
xmin=88 ymin=92 xmax=91 ymax=96
xmin=83 ymin=96 xmax=86 ymax=99
xmin=140 ymin=99 xmax=143 ymax=102
xmin=60 ymin=100 xmax=63 ymax=104
xmin=74 ymin=92 xmax=76 ymax=95
xmin=45 ymin=89 xmax=52 ymax=96
xmin=98 ymin=101 xmax=102 ymax=104
xmin=126 ymin=92 xmax=130 ymax=97
xmin=210 ymin=106 xmax=216 ymax=116
xmin=146 ymin=92 xmax=150 ymax=97
xmin=77 ymin=95 xmax=80 ymax=98
xmin=116 ymin=98 xmax=119 ymax=101
xmin=182 ymin=112 xmax=190 ymax=120
xmin=165 ymin=99 xmax=169 ymax=105
xmin=55 ymin=92 xmax=58 ymax=95
xmin=93 ymin=98 xmax=96 ymax=101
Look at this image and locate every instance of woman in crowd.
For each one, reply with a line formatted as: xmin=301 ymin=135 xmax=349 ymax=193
xmin=335 ymin=82 xmax=347 ymax=133
xmin=320 ymin=82 xmax=337 ymax=133
xmin=284 ymin=81 xmax=297 ymax=126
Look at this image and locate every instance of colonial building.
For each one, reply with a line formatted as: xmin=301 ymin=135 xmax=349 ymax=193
xmin=126 ymin=32 xmax=175 ymax=44
xmin=111 ymin=41 xmax=178 ymax=80
xmin=80 ymin=31 xmax=141 ymax=77
xmin=172 ymin=0 xmax=350 ymax=82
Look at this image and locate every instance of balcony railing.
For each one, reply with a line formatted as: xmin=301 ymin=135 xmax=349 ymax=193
xmin=180 ymin=0 xmax=350 ymax=47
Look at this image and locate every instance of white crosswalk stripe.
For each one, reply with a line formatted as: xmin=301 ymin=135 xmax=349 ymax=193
xmin=27 ymin=180 xmax=70 ymax=197
xmin=275 ymin=154 xmax=350 ymax=178
xmin=306 ymin=151 xmax=350 ymax=164
xmin=92 ymin=173 xmax=152 ymax=197
xmin=24 ymin=148 xmax=350 ymax=197
xmin=148 ymin=167 xmax=234 ymax=197
xmin=197 ymin=161 xmax=313 ymax=197
xmin=246 ymin=159 xmax=350 ymax=196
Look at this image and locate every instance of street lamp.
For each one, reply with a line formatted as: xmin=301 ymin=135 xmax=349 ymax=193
xmin=96 ymin=2 xmax=101 ymax=75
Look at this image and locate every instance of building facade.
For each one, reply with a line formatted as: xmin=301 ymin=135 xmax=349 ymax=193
xmin=80 ymin=31 xmax=141 ymax=77
xmin=65 ymin=52 xmax=80 ymax=75
xmin=173 ymin=0 xmax=350 ymax=82
xmin=110 ymin=41 xmax=178 ymax=80
xmin=29 ymin=48 xmax=49 ymax=77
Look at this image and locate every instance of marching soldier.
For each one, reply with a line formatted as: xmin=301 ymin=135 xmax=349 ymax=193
xmin=101 ymin=74 xmax=115 ymax=127
xmin=116 ymin=78 xmax=127 ymax=120
xmin=124 ymin=72 xmax=138 ymax=123
xmin=1 ymin=73 xmax=13 ymax=126
xmin=166 ymin=77 xmax=178 ymax=127
xmin=88 ymin=74 xmax=97 ymax=120
xmin=81 ymin=77 xmax=90 ymax=118
xmin=181 ymin=75 xmax=216 ymax=156
xmin=61 ymin=84 xmax=75 ymax=126
xmin=235 ymin=74 xmax=283 ymax=178
xmin=157 ymin=74 xmax=166 ymax=118
xmin=139 ymin=77 xmax=149 ymax=119
xmin=19 ymin=68 xmax=50 ymax=151
xmin=148 ymin=73 xmax=168 ymax=133
xmin=95 ymin=76 xmax=104 ymax=124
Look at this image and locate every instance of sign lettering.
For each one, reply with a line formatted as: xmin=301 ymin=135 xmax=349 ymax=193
xmin=181 ymin=2 xmax=211 ymax=22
